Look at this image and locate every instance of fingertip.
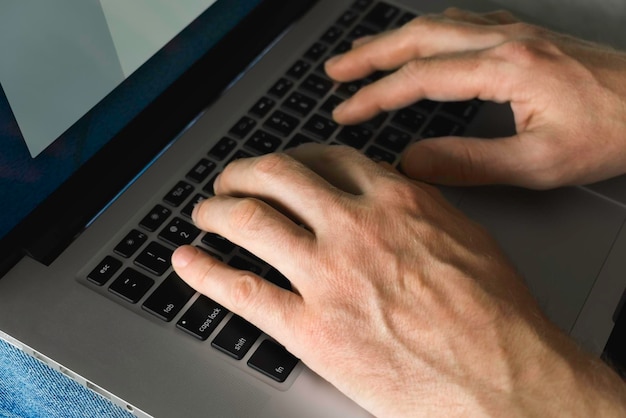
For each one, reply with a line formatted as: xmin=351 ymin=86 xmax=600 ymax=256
xmin=400 ymin=141 xmax=436 ymax=180
xmin=172 ymin=245 xmax=199 ymax=270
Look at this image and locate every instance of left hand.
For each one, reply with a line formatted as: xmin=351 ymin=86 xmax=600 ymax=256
xmin=171 ymin=144 xmax=626 ymax=417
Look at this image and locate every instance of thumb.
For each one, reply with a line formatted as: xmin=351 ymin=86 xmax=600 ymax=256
xmin=400 ymin=135 xmax=537 ymax=188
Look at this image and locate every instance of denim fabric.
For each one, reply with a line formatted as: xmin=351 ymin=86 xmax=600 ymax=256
xmin=0 ymin=338 xmax=135 ymax=418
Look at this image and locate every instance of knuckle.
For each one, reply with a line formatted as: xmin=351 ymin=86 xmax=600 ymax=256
xmin=228 ymin=197 xmax=265 ymax=231
xmin=252 ymin=153 xmax=293 ymax=179
xmin=230 ymin=272 xmax=261 ymax=310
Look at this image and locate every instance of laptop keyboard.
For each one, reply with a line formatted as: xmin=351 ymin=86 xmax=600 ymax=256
xmin=83 ymin=0 xmax=481 ymax=386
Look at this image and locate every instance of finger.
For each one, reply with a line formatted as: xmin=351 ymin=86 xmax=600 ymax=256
xmin=333 ymin=49 xmax=513 ymax=125
xmin=325 ymin=14 xmax=507 ymax=83
xmin=172 ymin=245 xmax=302 ymax=348
xmin=285 ymin=143 xmax=390 ymax=195
xmin=400 ymin=134 xmax=546 ymax=188
xmin=192 ymin=195 xmax=315 ymax=271
xmin=214 ymin=153 xmax=344 ymax=226
xmin=442 ymin=8 xmax=519 ymax=26
xmin=482 ymin=10 xmax=519 ymax=24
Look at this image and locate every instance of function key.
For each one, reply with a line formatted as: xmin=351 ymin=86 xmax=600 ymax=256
xmin=202 ymin=173 xmax=220 ymax=195
xmin=177 ymin=295 xmax=228 ymax=340
xmin=229 ymin=116 xmax=257 ymax=139
xmin=347 ymin=24 xmax=376 ymax=41
xmin=134 ymin=241 xmax=173 ymax=276
xmin=87 ymin=256 xmax=122 ymax=286
xmin=114 ymin=229 xmax=147 ymax=258
xmin=140 ymin=205 xmax=172 ymax=232
xmin=227 ymin=150 xmax=254 ymax=166
xmin=159 ymin=217 xmax=200 ymax=247
xmin=304 ymin=42 xmax=328 ymax=62
xmin=248 ymin=340 xmax=299 ymax=383
xmin=363 ymin=3 xmax=400 ymax=30
xmin=109 ymin=268 xmax=154 ymax=304
xmin=331 ymin=40 xmax=353 ymax=55
xmin=186 ymin=158 xmax=216 ymax=184
xmin=212 ymin=315 xmax=262 ymax=360
xmin=209 ymin=137 xmax=237 ymax=161
xmin=163 ymin=181 xmax=194 ymax=207
xmin=142 ymin=272 xmax=196 ymax=322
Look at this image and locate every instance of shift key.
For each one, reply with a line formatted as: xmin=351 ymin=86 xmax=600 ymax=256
xmin=212 ymin=315 xmax=261 ymax=360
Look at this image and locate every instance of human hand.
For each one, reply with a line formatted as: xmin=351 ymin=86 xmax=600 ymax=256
xmin=172 ymin=145 xmax=626 ymax=417
xmin=325 ymin=8 xmax=626 ymax=189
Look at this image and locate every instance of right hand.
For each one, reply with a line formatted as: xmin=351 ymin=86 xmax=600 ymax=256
xmin=325 ymin=8 xmax=626 ymax=189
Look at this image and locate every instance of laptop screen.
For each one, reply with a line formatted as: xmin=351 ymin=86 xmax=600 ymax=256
xmin=0 ymin=0 xmax=264 ymax=243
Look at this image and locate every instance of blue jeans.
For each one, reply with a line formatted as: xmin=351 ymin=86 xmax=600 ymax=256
xmin=0 ymin=338 xmax=134 ymax=418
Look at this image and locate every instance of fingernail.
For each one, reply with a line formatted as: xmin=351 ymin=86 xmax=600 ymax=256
xmin=172 ymin=246 xmax=196 ymax=269
xmin=325 ymin=53 xmax=344 ymax=66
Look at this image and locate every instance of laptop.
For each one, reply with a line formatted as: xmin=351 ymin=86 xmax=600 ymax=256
xmin=2 ymin=0 xmax=626 ymax=416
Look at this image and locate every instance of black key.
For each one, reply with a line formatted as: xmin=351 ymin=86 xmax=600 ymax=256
xmin=159 ymin=217 xmax=200 ymax=247
xmin=163 ymin=181 xmax=195 ymax=207
xmin=347 ymin=25 xmax=376 ymax=41
xmin=209 ymin=137 xmax=237 ymax=160
xmin=440 ymin=101 xmax=481 ymax=123
xmin=197 ymin=245 xmax=224 ymax=262
xmin=363 ymin=112 xmax=388 ymax=130
xmin=202 ymin=173 xmax=220 ymax=195
xmin=249 ymin=97 xmax=276 ymax=118
xmin=229 ymin=116 xmax=257 ymax=139
xmin=181 ymin=194 xmax=207 ymax=218
xmin=285 ymin=134 xmax=317 ymax=150
xmin=177 ymin=296 xmax=228 ymax=340
xmin=268 ymin=78 xmax=294 ymax=99
xmin=300 ymin=74 xmax=333 ymax=98
xmin=320 ymin=95 xmax=343 ymax=115
xmin=320 ymin=26 xmax=343 ymax=45
xmin=202 ymin=233 xmax=236 ymax=254
xmin=286 ymin=60 xmax=311 ymax=80
xmin=134 ymin=241 xmax=173 ymax=276
xmin=331 ymin=40 xmax=353 ymax=55
xmin=245 ymin=130 xmax=282 ymax=155
xmin=248 ymin=340 xmax=299 ymax=383
xmin=238 ymin=247 xmax=266 ymax=265
xmin=412 ymin=99 xmax=439 ymax=114
xmin=336 ymin=9 xmax=359 ymax=28
xmin=114 ymin=229 xmax=148 ymax=258
xmin=283 ymin=92 xmax=317 ymax=117
xmin=375 ymin=126 xmax=411 ymax=153
xmin=139 ymin=205 xmax=172 ymax=232
xmin=392 ymin=108 xmax=427 ymax=133
xmin=88 ymin=256 xmax=122 ymax=286
xmin=366 ymin=145 xmax=396 ymax=164
xmin=186 ymin=159 xmax=216 ymax=184
xmin=142 ymin=272 xmax=196 ymax=322
xmin=304 ymin=42 xmax=328 ymax=62
xmin=351 ymin=0 xmax=373 ymax=11
xmin=336 ymin=80 xmax=364 ymax=98
xmin=336 ymin=125 xmax=373 ymax=149
xmin=265 ymin=268 xmax=291 ymax=291
xmin=396 ymin=12 xmax=417 ymax=27
xmin=422 ymin=116 xmax=464 ymax=138
xmin=363 ymin=3 xmax=400 ymax=30
xmin=212 ymin=316 xmax=261 ymax=360
xmin=109 ymin=268 xmax=154 ymax=304
xmin=264 ymin=110 xmax=299 ymax=137
xmin=303 ymin=114 xmax=339 ymax=140
xmin=228 ymin=256 xmax=263 ymax=276
xmin=227 ymin=150 xmax=254 ymax=165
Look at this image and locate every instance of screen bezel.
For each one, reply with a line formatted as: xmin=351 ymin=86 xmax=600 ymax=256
xmin=0 ymin=0 xmax=317 ymax=273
